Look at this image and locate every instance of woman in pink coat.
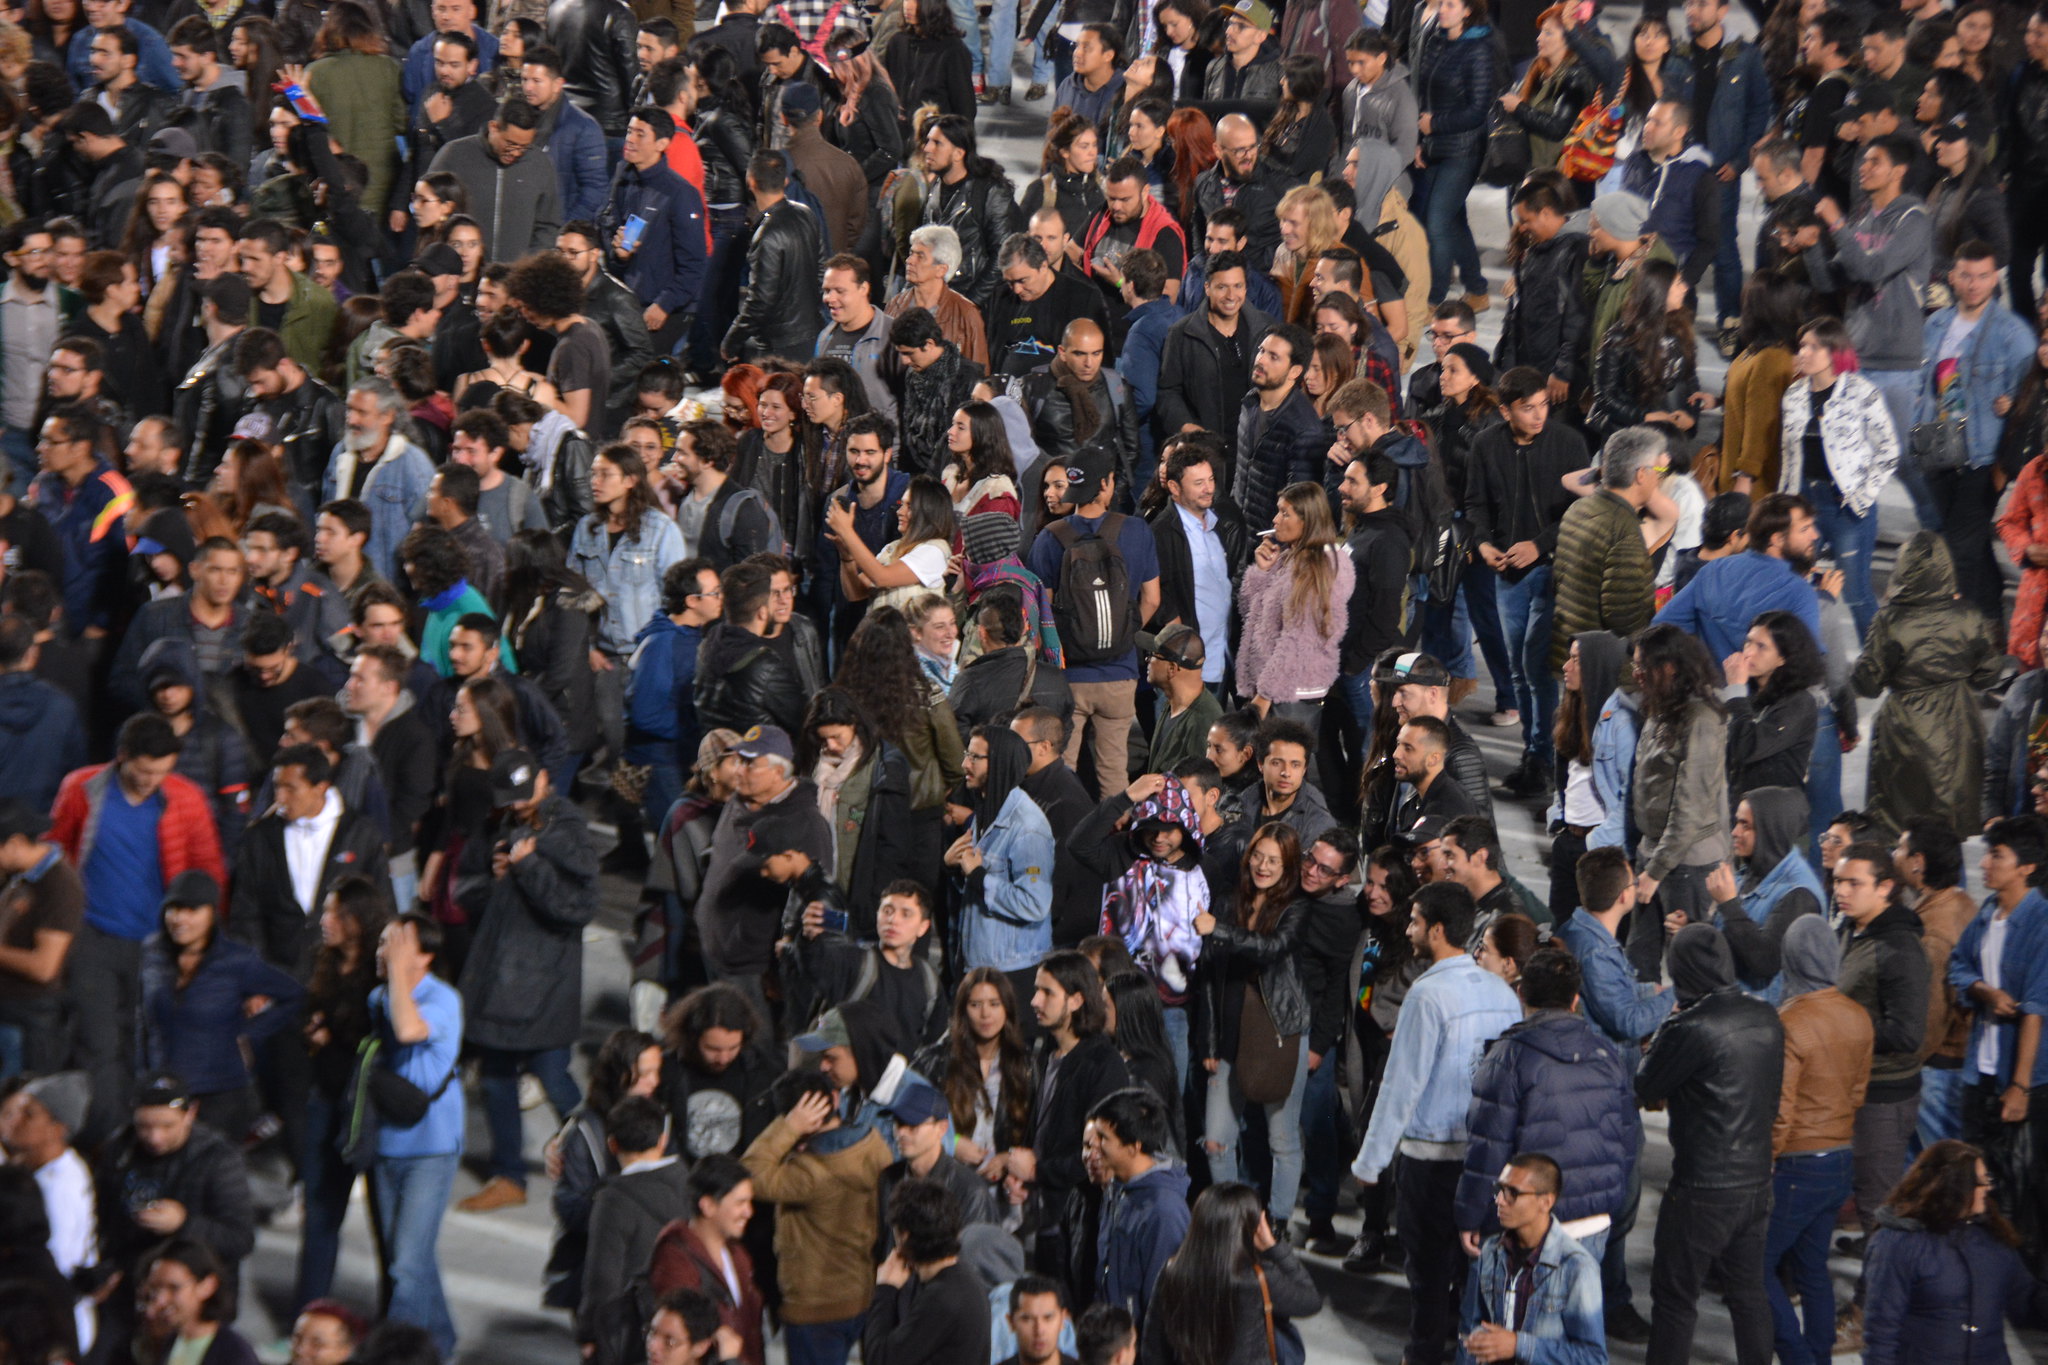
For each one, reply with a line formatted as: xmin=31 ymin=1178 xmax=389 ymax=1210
xmin=1235 ymin=481 xmax=1354 ymax=729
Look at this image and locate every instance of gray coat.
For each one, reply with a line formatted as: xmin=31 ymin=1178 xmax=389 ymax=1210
xmin=1632 ymin=697 xmax=1731 ymax=881
xmin=1341 ymin=63 xmax=1418 ymax=171
xmin=459 ymin=792 xmax=600 ymax=1051
xmin=427 ymin=132 xmax=563 ymax=263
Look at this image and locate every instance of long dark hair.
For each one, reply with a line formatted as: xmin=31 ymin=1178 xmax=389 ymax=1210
xmin=503 ymin=527 xmax=595 ymax=645
xmin=307 ymin=875 xmax=390 ymax=1016
xmin=1152 ymin=1182 xmax=1267 ymax=1365
xmin=951 ymin=401 xmax=1014 ymax=488
xmin=1105 ymin=969 xmax=1177 ymax=1089
xmin=939 ymin=967 xmax=1034 ymax=1140
xmin=970 ymin=724 xmax=1032 ymax=829
xmin=1737 ymin=270 xmax=1808 ymax=355
xmin=1623 ymin=14 xmax=1675 ymax=118
xmin=451 ymin=674 xmax=521 ymax=778
xmin=907 ymin=0 xmax=962 ymax=41
xmin=593 ymin=445 xmax=660 ymax=542
xmin=585 ymin=1027 xmax=660 ymax=1118
xmin=798 ymin=686 xmax=878 ymax=770
xmin=688 ymin=41 xmax=751 ymax=113
xmin=1633 ymin=623 xmax=1725 ymax=729
xmin=1616 ymin=257 xmax=1693 ymax=409
xmin=836 ymin=606 xmax=929 ymax=746
xmin=1746 ymin=610 xmax=1825 ymax=708
xmin=312 ymin=0 xmax=386 ymax=57
xmin=1261 ymin=55 xmax=1326 ymax=157
xmin=898 ymin=474 xmax=958 ymax=550
xmin=1234 ymin=820 xmax=1302 ymax=934
xmin=231 ymin=16 xmax=283 ymax=126
xmin=1888 ymin=1139 xmax=2018 ymax=1244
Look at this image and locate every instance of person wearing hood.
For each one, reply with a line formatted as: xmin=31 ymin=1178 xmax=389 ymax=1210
xmin=1635 ymin=923 xmax=1784 ymax=1365
xmin=1339 ymin=30 xmax=1417 ymax=172
xmin=1454 ymin=947 xmax=1640 ymax=1264
xmin=0 ymin=615 xmax=85 ymax=817
xmin=1854 ymin=531 xmax=2004 ymax=840
xmin=1767 ymin=913 xmax=1871 ymax=1364
xmin=1545 ymin=631 xmax=1626 ymax=920
xmin=1893 ymin=817 xmax=1977 ymax=1148
xmin=1710 ymin=787 xmax=1826 ymax=995
xmin=948 ymin=726 xmax=1055 ymax=1000
xmin=1076 ymin=771 xmax=1209 ymax=1006
xmin=1088 ymin=1086 xmax=1189 ymax=1326
xmin=1618 ymin=99 xmax=1722 ymax=291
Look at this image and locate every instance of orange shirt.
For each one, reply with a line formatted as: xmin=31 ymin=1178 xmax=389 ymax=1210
xmin=665 ymin=125 xmax=713 ymax=253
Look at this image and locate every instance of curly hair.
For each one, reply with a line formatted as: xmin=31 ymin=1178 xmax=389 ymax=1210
xmin=1747 ymin=609 xmax=1827 ymax=708
xmin=835 ymin=606 xmax=930 ymax=747
xmin=399 ymin=523 xmax=471 ymax=598
xmin=1887 ymin=1139 xmax=2019 ymax=1244
xmin=505 ymin=250 xmax=585 ymax=321
xmin=1632 ymin=623 xmax=1726 ymax=729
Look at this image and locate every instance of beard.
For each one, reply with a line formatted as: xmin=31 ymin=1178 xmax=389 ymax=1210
xmin=1786 ymin=547 xmax=1817 ymax=576
xmin=344 ymin=426 xmax=384 ymax=454
xmin=12 ymin=267 xmax=45 ymax=290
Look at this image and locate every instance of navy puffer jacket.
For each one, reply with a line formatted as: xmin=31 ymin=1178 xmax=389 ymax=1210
xmin=1864 ymin=1208 xmax=2048 ymax=1364
xmin=1454 ymin=1008 xmax=1641 ymax=1232
xmin=1414 ymin=23 xmax=1502 ymax=160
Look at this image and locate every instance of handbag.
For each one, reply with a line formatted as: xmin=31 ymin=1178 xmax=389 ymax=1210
xmin=1480 ymin=105 xmax=1530 ymax=188
xmin=1558 ymin=76 xmax=1627 ymax=181
xmin=1910 ymin=418 xmax=1969 ymax=474
xmin=337 ymin=1034 xmax=458 ymax=1170
xmin=1236 ymin=981 xmax=1301 ymax=1105
xmin=1254 ymin=1264 xmax=1307 ymax=1365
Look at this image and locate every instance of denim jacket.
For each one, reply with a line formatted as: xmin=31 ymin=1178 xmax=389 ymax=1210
xmin=1456 ymin=1218 xmax=1607 ymax=1365
xmin=1557 ymin=907 xmax=1673 ymax=1068
xmin=1912 ymin=304 xmax=2037 ymax=470
xmin=320 ymin=437 xmax=435 ymax=581
xmin=1560 ymin=686 xmax=1637 ymax=852
xmin=1948 ymin=889 xmax=2048 ymax=1088
xmin=570 ymin=511 xmax=687 ymax=656
xmin=1351 ymin=953 xmax=1522 ymax=1182
xmin=958 ymin=786 xmax=1055 ymax=973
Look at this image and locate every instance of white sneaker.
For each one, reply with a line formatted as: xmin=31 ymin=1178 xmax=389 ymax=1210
xmin=518 ymin=1073 xmax=546 ymax=1111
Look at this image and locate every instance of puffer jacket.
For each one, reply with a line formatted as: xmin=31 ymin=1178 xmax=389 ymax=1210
xmin=1779 ymin=371 xmax=1899 ymax=516
xmin=1632 ymin=697 xmax=1730 ymax=880
xmin=693 ymin=101 xmax=755 ymax=207
xmin=1853 ymin=532 xmax=2003 ymax=838
xmin=1230 ymin=385 xmax=1327 ymax=533
xmin=1548 ymin=489 xmax=1655 ymax=673
xmin=1495 ymin=229 xmax=1591 ymax=389
xmin=545 ymin=0 xmax=642 ymax=136
xmin=922 ymin=170 xmax=1024 ymax=314
xmin=1863 ymin=1210 xmax=2048 ymax=1365
xmin=1200 ymin=896 xmax=1312 ymax=1057
xmin=1775 ymin=984 xmax=1871 ymax=1156
xmin=1413 ymin=22 xmax=1500 ymax=160
xmin=1234 ymin=544 xmax=1354 ymax=704
xmin=458 ymin=792 xmax=600 ymax=1052
xmin=1637 ymin=984 xmax=1784 ymax=1189
xmin=724 ymin=198 xmax=825 ymax=360
xmin=536 ymin=94 xmax=610 ymax=221
xmin=1454 ymin=1009 xmax=1640 ymax=1231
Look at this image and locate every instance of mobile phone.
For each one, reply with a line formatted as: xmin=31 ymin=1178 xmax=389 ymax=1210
xmin=821 ymin=907 xmax=849 ymax=934
xmin=621 ymin=214 xmax=649 ymax=253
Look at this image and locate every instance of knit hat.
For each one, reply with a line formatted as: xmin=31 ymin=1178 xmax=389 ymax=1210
xmin=1590 ymin=191 xmax=1651 ymax=242
xmin=1446 ymin=342 xmax=1496 ymax=388
xmin=21 ymin=1071 xmax=90 ymax=1136
xmin=780 ymin=81 xmax=822 ymax=118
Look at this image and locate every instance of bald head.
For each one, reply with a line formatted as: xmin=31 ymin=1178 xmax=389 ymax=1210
xmin=1216 ymin=113 xmax=1259 ymax=175
xmin=1059 ymin=318 xmax=1106 ymax=383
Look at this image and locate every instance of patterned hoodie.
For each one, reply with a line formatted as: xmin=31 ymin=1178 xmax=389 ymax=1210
xmin=1099 ymin=775 xmax=1209 ymax=1000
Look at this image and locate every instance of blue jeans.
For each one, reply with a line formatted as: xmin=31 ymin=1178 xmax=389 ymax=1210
xmin=987 ymin=0 xmax=1018 ymax=85
xmin=1299 ymin=1050 xmax=1342 ymax=1226
xmin=1415 ymin=152 xmax=1486 ymax=300
xmin=0 ymin=1024 xmax=21 ymax=1082
xmin=637 ymin=754 xmax=683 ymax=838
xmin=1806 ymin=702 xmax=1842 ymax=858
xmin=1713 ymin=166 xmax=1745 ymax=325
xmin=1495 ymin=565 xmax=1558 ymax=763
xmin=784 ymin=1315 xmax=865 ymax=1365
xmin=296 ymin=1090 xmax=354 ymax=1309
xmin=946 ymin=0 xmax=984 ymax=75
xmin=1803 ymin=478 xmax=1880 ymax=640
xmin=1204 ymin=1044 xmax=1311 ymax=1225
xmin=478 ymin=1045 xmax=581 ymax=1184
xmin=1163 ymin=1004 xmax=1189 ymax=1096
xmin=1865 ymin=366 xmax=1940 ymax=531
xmin=1916 ymin=1065 xmax=1968 ymax=1153
xmin=373 ymin=1150 xmax=461 ymax=1359
xmin=1767 ymin=1148 xmax=1854 ymax=1365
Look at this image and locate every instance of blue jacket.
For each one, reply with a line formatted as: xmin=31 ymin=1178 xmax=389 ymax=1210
xmin=1653 ymin=550 xmax=1824 ymax=661
xmin=1456 ymin=1218 xmax=1607 ymax=1365
xmin=541 ymin=96 xmax=610 ymax=222
xmin=1121 ymin=296 xmax=1178 ymax=432
xmin=371 ymin=972 xmax=465 ymax=1157
xmin=1096 ymin=1162 xmax=1190 ymax=1327
xmin=320 ymin=439 xmax=436 ymax=582
xmin=401 ymin=24 xmax=499 ymax=107
xmin=1674 ymin=35 xmax=1772 ymax=171
xmin=139 ymin=932 xmax=303 ymax=1096
xmin=1914 ymin=304 xmax=2037 ymax=470
xmin=68 ymin=19 xmax=179 ymax=92
xmin=605 ymin=160 xmax=709 ymax=318
xmin=625 ymin=611 xmax=704 ymax=768
xmin=1413 ymin=23 xmax=1500 ymax=160
xmin=958 ymin=786 xmax=1055 ymax=973
xmin=0 ymin=670 xmax=84 ymax=814
xmin=1557 ymin=908 xmax=1673 ymax=1063
xmin=570 ymin=510 xmax=687 ymax=656
xmin=1619 ymin=144 xmax=1719 ymax=266
xmin=1986 ymin=670 xmax=2048 ymax=821
xmin=1863 ymin=1210 xmax=2048 ymax=1365
xmin=1948 ymin=889 xmax=2048 ymax=1088
xmin=29 ymin=460 xmax=133 ymax=636
xmin=1456 ymin=1008 xmax=1640 ymax=1231
xmin=1587 ymin=687 xmax=1639 ymax=852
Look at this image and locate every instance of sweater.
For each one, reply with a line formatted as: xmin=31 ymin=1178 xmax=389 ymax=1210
xmin=1233 ymin=546 xmax=1354 ymax=704
xmin=427 ymin=132 xmax=563 ymax=263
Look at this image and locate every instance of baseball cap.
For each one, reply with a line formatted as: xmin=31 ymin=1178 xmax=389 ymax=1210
xmin=745 ymin=801 xmax=835 ymax=869
xmin=1222 ymin=0 xmax=1275 ymax=29
xmin=162 ymin=869 xmax=222 ymax=910
xmin=489 ymin=749 xmax=540 ymax=806
xmin=1138 ymin=622 xmax=1205 ymax=670
xmin=1397 ymin=814 xmax=1449 ymax=849
xmin=147 ymin=126 xmax=199 ymax=162
xmin=793 ymin=1007 xmax=852 ymax=1053
xmin=196 ymin=272 xmax=252 ymax=319
xmin=1932 ymin=114 xmax=1972 ymax=144
xmin=883 ymin=1082 xmax=950 ymax=1127
xmin=134 ymin=507 xmax=197 ymax=569
xmin=733 ymin=725 xmax=795 ymax=764
xmin=0 ymin=798 xmax=50 ymax=844
xmin=1063 ymin=443 xmax=1115 ymax=502
xmin=780 ymin=81 xmax=822 ymax=118
xmin=413 ymin=244 xmax=462 ymax=277
xmin=135 ymin=1071 xmax=192 ymax=1109
xmin=1390 ymin=651 xmax=1451 ymax=689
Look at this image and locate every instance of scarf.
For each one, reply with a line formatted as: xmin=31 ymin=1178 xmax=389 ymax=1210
xmin=811 ymin=739 xmax=865 ymax=872
xmin=1051 ymin=357 xmax=1103 ymax=444
xmin=421 ymin=579 xmax=471 ymax=613
xmin=903 ymin=343 xmax=967 ymax=476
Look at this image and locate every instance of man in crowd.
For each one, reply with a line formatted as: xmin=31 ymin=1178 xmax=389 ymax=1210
xmin=1156 ymin=251 xmax=1273 ymax=471
xmin=989 ymin=234 xmax=1108 ymax=380
xmin=1087 ymin=1086 xmax=1188 ymax=1325
xmin=1456 ymin=1152 xmax=1607 ymax=1363
xmin=430 ymin=97 xmax=561 ymax=263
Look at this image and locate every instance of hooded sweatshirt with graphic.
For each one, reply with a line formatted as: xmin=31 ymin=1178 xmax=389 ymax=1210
xmin=1099 ymin=775 xmax=1209 ymax=999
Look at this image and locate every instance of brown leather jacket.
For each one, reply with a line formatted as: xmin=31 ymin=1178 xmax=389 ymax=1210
xmin=1774 ymin=987 xmax=1874 ymax=1157
xmin=1915 ymin=885 xmax=1977 ymax=1065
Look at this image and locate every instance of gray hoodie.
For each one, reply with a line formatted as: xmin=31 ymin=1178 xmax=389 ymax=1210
xmin=426 ymin=131 xmax=562 ymax=263
xmin=1806 ymin=192 xmax=1933 ymax=372
xmin=1779 ymin=913 xmax=1841 ymax=1000
xmin=1344 ymin=64 xmax=1418 ymax=173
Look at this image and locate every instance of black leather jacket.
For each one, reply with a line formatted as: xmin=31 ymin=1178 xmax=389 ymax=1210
xmin=584 ymin=268 xmax=656 ymax=424
xmin=694 ymin=101 xmax=755 ymax=208
xmin=1021 ymin=365 xmax=1140 ymax=491
xmin=921 ymin=169 xmax=1023 ymax=315
xmin=173 ymin=335 xmax=252 ymax=485
xmin=93 ymin=80 xmax=176 ymax=149
xmin=1636 ymin=987 xmax=1785 ymax=1189
xmin=259 ymin=374 xmax=346 ymax=495
xmin=544 ymin=430 xmax=597 ymax=534
xmin=545 ymin=0 xmax=641 ymax=136
xmin=724 ymin=198 xmax=824 ymax=360
xmin=1199 ymin=898 xmax=1313 ymax=1059
xmin=692 ymin=618 xmax=824 ymax=735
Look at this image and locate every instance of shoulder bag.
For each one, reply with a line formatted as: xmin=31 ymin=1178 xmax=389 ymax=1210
xmin=1236 ymin=980 xmax=1302 ymax=1105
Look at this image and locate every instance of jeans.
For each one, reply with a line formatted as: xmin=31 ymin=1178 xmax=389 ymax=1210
xmin=1866 ymin=367 xmax=1941 ymax=531
xmin=1713 ymin=166 xmax=1746 ymax=325
xmin=1806 ymin=702 xmax=1842 ymax=860
xmin=478 ymin=1045 xmax=582 ymax=1184
xmin=1916 ymin=1065 xmax=1967 ymax=1153
xmin=1602 ymin=1128 xmax=1643 ymax=1311
xmin=1767 ymin=1148 xmax=1854 ymax=1365
xmin=373 ymin=1150 xmax=461 ymax=1359
xmin=1463 ymin=568 xmax=1515 ymax=701
xmin=1928 ymin=464 xmax=2004 ymax=625
xmin=1395 ymin=1156 xmax=1468 ymax=1365
xmin=1299 ymin=1050 xmax=1343 ymax=1227
xmin=1802 ymin=477 xmax=1880 ymax=641
xmin=1203 ymin=1044 xmax=1310 ymax=1225
xmin=1163 ymin=1005 xmax=1189 ymax=1095
xmin=1648 ymin=1179 xmax=1774 ymax=1365
xmin=784 ymin=1315 xmax=864 ymax=1365
xmin=390 ymin=866 xmax=418 ymax=913
xmin=1548 ymin=828 xmax=1587 ymax=922
xmin=297 ymin=1090 xmax=356 ymax=1309
xmin=690 ymin=203 xmax=752 ymax=373
xmin=1 ymin=427 xmax=35 ymax=493
xmin=945 ymin=0 xmax=983 ymax=75
xmin=639 ymin=756 xmax=683 ymax=839
xmin=1494 ymin=565 xmax=1557 ymax=763
xmin=1853 ymin=1093 xmax=1920 ymax=1233
xmin=987 ymin=0 xmax=1018 ymax=87
xmin=1415 ymin=153 xmax=1486 ymax=300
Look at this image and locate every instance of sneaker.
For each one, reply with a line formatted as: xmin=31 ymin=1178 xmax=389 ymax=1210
xmin=1832 ymin=1302 xmax=1863 ymax=1355
xmin=518 ymin=1073 xmax=546 ymax=1111
xmin=1026 ymin=82 xmax=1047 ymax=100
xmin=1834 ymin=1233 xmax=1866 ymax=1259
xmin=999 ymin=85 xmax=1012 ymax=104
xmin=1718 ymin=321 xmax=1741 ymax=360
xmin=1489 ymin=708 xmax=1521 ymax=729
xmin=1605 ymin=1304 xmax=1651 ymax=1344
xmin=1341 ymin=1229 xmax=1388 ymax=1274
xmin=456 ymin=1176 xmax=528 ymax=1213
xmin=1462 ymin=292 xmax=1491 ymax=314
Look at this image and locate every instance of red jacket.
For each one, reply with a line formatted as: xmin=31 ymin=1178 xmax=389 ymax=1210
xmin=49 ymin=764 xmax=228 ymax=920
xmin=648 ymin=1219 xmax=766 ymax=1365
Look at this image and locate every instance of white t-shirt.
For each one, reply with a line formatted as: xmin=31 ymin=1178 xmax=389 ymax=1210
xmin=1979 ymin=911 xmax=2011 ymax=1077
xmin=36 ymin=1147 xmax=96 ymax=1352
xmin=870 ymin=538 xmax=950 ymax=612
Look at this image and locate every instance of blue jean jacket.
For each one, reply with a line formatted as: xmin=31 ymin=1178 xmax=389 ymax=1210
xmin=570 ymin=512 xmax=687 ymax=656
xmin=1913 ymin=304 xmax=2037 ymax=469
xmin=958 ymin=787 xmax=1055 ymax=973
xmin=1558 ymin=908 xmax=1673 ymax=1067
xmin=1949 ymin=889 xmax=2048 ymax=1088
xmin=1587 ymin=690 xmax=1639 ymax=851
xmin=1456 ymin=1218 xmax=1608 ymax=1365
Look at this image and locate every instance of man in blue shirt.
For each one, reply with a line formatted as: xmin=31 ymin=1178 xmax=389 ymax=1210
xmin=1951 ymin=816 xmax=2048 ymax=1147
xmin=400 ymin=0 xmax=500 ymax=106
xmin=1026 ymin=443 xmax=1160 ymax=798
xmin=1653 ymin=491 xmax=1824 ymax=659
xmin=370 ymin=911 xmax=465 ymax=1360
xmin=603 ymin=106 xmax=708 ymax=353
xmin=67 ymin=0 xmax=180 ymax=92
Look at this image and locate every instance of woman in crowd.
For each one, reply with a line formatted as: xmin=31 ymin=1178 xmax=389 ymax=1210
xmin=837 ymin=605 xmax=965 ymax=891
xmin=1303 ymin=333 xmax=1355 ymax=419
xmin=1234 ymin=482 xmax=1352 ymax=728
xmin=1780 ymin=316 xmax=1899 ymax=639
xmin=641 ymin=732 xmax=742 ymax=1032
xmin=1163 ymin=107 xmax=1217 ymax=225
xmin=408 ymin=172 xmax=467 ymax=247
xmin=1261 ymin=56 xmax=1334 ymax=184
xmin=544 ymin=1028 xmax=663 ymax=1310
xmin=1342 ymin=843 xmax=1421 ymax=1268
xmin=916 ymin=967 xmax=1037 ymax=1217
xmin=502 ymin=528 xmax=602 ymax=779
xmin=1312 ymin=292 xmax=1398 ymax=398
xmin=418 ymin=675 xmax=523 ymax=973
xmin=1143 ymin=1181 xmax=1322 ymax=1365
xmin=135 ymin=1240 xmax=259 ymax=1365
xmin=1714 ymin=786 xmax=1824 ymax=992
xmin=828 ymin=473 xmax=957 ymax=613
xmin=733 ymin=372 xmax=815 ymax=547
xmin=1722 ymin=610 xmax=1824 ymax=810
xmin=210 ymin=439 xmax=301 ymax=532
xmin=286 ymin=1301 xmax=365 ymax=1365
xmin=801 ymin=685 xmax=918 ymax=917
xmin=297 ymin=876 xmax=389 ymax=1310
xmin=139 ymin=871 xmax=303 ymax=1145
xmin=942 ymin=401 xmax=1021 ymax=521
xmin=1719 ymin=271 xmax=1805 ymax=496
xmin=303 ymin=0 xmax=404 ymax=223
xmin=122 ymin=173 xmax=190 ymax=298
xmin=1862 ymin=1140 xmax=2048 ymax=1359
xmin=454 ymin=308 xmax=548 ymax=411
xmin=1020 ymin=108 xmax=1106 ymax=239
xmin=1926 ymin=123 xmax=2007 ymax=280
xmin=1501 ymin=6 xmax=1605 ymax=180
xmin=1588 ymin=258 xmax=1699 ymax=447
xmin=1854 ymin=531 xmax=2003 ymax=839
xmin=880 ymin=0 xmax=974 ymax=137
xmin=1274 ymin=185 xmax=1341 ymax=327
xmin=1105 ymin=969 xmax=1187 ymax=1156
xmin=67 ymin=250 xmax=163 ymax=417
xmin=1474 ymin=913 xmax=1539 ymax=989
xmin=571 ymin=446 xmax=687 ymax=676
xmin=1196 ymin=822 xmax=1311 ymax=1228
xmin=946 ymin=725 xmax=1054 ymax=994
xmin=824 ymin=28 xmax=904 ymax=189
xmin=1412 ymin=0 xmax=1497 ymax=309
xmin=1119 ymin=95 xmax=1180 ymax=217
xmin=903 ymin=593 xmax=961 ymax=691
xmin=445 ymin=217 xmax=485 ymax=304
xmin=1629 ymin=624 xmax=1730 ymax=968
xmin=1568 ymin=8 xmax=1691 ymax=163
xmin=27 ymin=0 xmax=81 ymax=68
xmin=1546 ymin=630 xmax=1629 ymax=919
xmin=229 ymin=16 xmax=283 ymax=128
xmin=1997 ymin=332 xmax=2048 ymax=667
xmin=1951 ymin=1 xmax=2017 ymax=90
xmin=1155 ymin=0 xmax=1214 ymax=102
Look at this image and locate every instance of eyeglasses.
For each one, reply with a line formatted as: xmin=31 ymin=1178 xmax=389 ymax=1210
xmin=1424 ymin=328 xmax=1473 ymax=344
xmin=1494 ymin=1180 xmax=1540 ymax=1202
xmin=1304 ymin=857 xmax=1347 ymax=879
xmin=690 ymin=585 xmax=723 ymax=598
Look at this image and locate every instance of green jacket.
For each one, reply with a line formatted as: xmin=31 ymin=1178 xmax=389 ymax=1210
xmin=1584 ymin=238 xmax=1677 ymax=354
xmin=1550 ymin=487 xmax=1654 ymax=674
xmin=306 ymin=49 xmax=407 ymax=219
xmin=247 ymin=269 xmax=339 ymax=378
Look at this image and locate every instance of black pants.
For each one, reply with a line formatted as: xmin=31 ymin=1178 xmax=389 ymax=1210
xmin=1394 ymin=1156 xmax=1466 ymax=1365
xmin=1928 ymin=464 xmax=2004 ymax=627
xmin=70 ymin=923 xmax=142 ymax=1146
xmin=1548 ymin=827 xmax=1588 ymax=922
xmin=1649 ymin=1180 xmax=1774 ymax=1365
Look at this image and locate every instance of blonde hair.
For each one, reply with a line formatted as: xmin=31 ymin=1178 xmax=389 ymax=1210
xmin=902 ymin=592 xmax=955 ymax=630
xmin=1276 ymin=185 xmax=1342 ymax=263
xmin=1277 ymin=481 xmax=1343 ymax=636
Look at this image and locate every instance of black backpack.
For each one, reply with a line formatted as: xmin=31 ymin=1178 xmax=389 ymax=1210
xmin=1047 ymin=511 xmax=1135 ymax=665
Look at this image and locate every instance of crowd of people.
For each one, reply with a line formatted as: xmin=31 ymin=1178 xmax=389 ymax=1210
xmin=8 ymin=0 xmax=2048 ymax=1360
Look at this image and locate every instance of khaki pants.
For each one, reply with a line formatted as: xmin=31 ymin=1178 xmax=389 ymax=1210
xmin=1064 ymin=679 xmax=1138 ymax=799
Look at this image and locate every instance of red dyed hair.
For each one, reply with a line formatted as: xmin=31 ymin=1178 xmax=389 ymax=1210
xmin=720 ymin=364 xmax=766 ymax=431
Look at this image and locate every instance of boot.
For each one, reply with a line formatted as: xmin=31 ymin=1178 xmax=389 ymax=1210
xmin=1341 ymin=1228 xmax=1388 ymax=1274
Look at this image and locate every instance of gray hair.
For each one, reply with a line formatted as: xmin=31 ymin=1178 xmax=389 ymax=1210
xmin=349 ymin=376 xmax=406 ymax=418
xmin=756 ymin=753 xmax=795 ymax=782
xmin=910 ymin=224 xmax=962 ymax=278
xmin=1601 ymin=426 xmax=1668 ymax=490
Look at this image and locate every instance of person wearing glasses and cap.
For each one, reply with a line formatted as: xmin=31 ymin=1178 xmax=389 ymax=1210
xmin=1203 ymin=0 xmax=1281 ymax=102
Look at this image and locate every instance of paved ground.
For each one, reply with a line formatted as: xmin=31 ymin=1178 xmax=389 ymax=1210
xmin=229 ymin=10 xmax=2044 ymax=1359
